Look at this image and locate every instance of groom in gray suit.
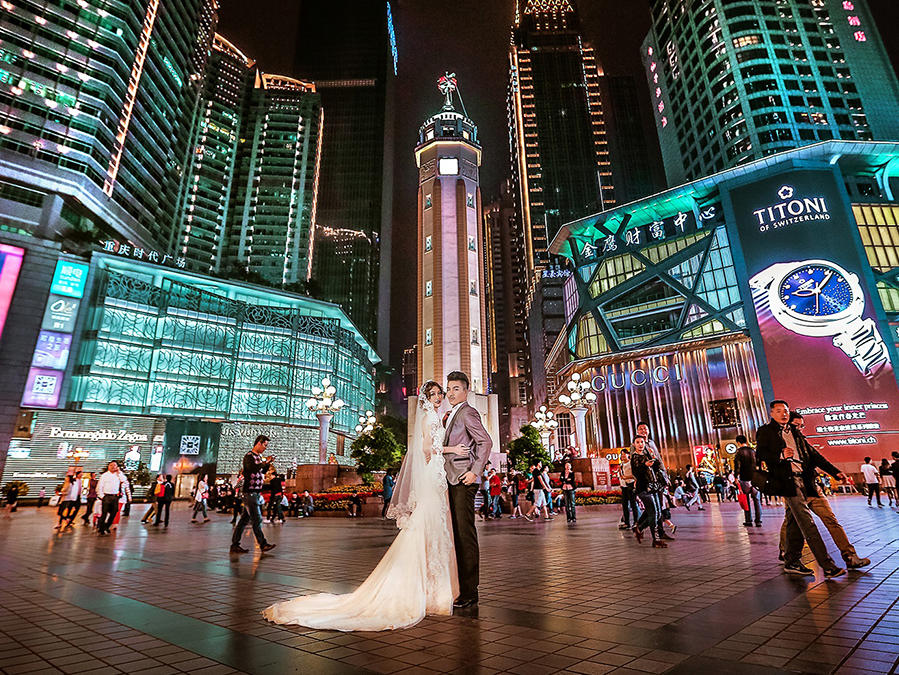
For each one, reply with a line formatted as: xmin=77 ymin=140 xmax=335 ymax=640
xmin=443 ymin=371 xmax=493 ymax=610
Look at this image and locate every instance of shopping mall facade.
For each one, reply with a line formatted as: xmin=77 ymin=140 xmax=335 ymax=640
xmin=0 ymin=245 xmax=377 ymax=498
xmin=549 ymin=141 xmax=899 ymax=473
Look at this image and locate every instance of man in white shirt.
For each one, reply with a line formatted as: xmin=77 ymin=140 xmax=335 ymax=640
xmin=96 ymin=462 xmax=125 ymax=535
xmin=860 ymin=457 xmax=882 ymax=507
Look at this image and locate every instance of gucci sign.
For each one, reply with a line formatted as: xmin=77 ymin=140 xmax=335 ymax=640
xmin=591 ymin=363 xmax=682 ymax=393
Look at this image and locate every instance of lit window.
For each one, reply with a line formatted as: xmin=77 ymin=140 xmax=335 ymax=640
xmin=425 ymin=280 xmax=432 ymax=297
xmin=425 ymin=329 xmax=432 ymax=346
xmin=425 ymin=235 xmax=432 ymax=252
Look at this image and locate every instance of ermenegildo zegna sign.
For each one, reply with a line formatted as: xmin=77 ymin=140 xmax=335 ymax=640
xmin=726 ymin=169 xmax=899 ymax=464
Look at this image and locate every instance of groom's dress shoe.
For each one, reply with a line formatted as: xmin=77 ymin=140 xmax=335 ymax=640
xmin=453 ymin=598 xmax=478 ymax=609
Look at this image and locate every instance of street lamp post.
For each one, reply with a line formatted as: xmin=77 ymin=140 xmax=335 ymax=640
xmin=355 ymin=411 xmax=376 ymax=434
xmin=558 ymin=372 xmax=597 ymax=459
xmin=305 ymin=377 xmax=345 ymax=464
xmin=532 ymin=405 xmax=558 ymax=453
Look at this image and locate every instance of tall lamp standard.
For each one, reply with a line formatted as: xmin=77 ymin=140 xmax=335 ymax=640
xmin=355 ymin=411 xmax=376 ymax=434
xmin=557 ymin=372 xmax=596 ymax=459
xmin=305 ymin=377 xmax=345 ymax=464
xmin=532 ymin=405 xmax=559 ymax=453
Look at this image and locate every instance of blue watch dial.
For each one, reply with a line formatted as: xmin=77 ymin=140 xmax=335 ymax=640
xmin=779 ymin=265 xmax=853 ymax=316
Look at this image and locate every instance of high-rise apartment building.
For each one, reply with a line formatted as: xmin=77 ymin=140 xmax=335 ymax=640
xmin=643 ymin=0 xmax=899 ymax=186
xmin=174 ymin=35 xmax=252 ymax=273
xmin=416 ymin=78 xmax=488 ymax=395
xmin=483 ymin=180 xmax=530 ymax=444
xmin=0 ymin=0 xmax=217 ymax=247
xmin=402 ymin=345 xmax=417 ymax=399
xmin=223 ymin=72 xmax=322 ymax=288
xmin=294 ymin=1 xmax=396 ymax=354
xmin=507 ymin=0 xmax=616 ymax=412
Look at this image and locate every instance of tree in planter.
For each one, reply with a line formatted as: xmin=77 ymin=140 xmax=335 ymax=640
xmin=350 ymin=426 xmax=404 ymax=483
xmin=507 ymin=424 xmax=552 ymax=473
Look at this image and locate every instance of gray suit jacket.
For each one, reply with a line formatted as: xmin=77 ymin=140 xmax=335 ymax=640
xmin=443 ymin=402 xmax=493 ymax=485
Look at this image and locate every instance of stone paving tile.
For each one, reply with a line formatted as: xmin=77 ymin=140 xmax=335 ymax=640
xmin=0 ymin=499 xmax=898 ymax=674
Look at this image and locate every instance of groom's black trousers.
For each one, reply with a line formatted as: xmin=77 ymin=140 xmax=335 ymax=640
xmin=448 ymin=482 xmax=480 ymax=602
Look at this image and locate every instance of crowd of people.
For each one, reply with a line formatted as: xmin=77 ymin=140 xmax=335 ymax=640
xmin=8 ymin=402 xmax=897 ymax=578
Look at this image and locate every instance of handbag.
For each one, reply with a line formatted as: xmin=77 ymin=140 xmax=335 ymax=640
xmin=750 ymin=467 xmax=769 ymax=492
xmin=737 ymin=490 xmax=749 ymax=511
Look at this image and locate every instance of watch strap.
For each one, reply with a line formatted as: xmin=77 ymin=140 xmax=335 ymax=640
xmin=832 ymin=317 xmax=890 ymax=378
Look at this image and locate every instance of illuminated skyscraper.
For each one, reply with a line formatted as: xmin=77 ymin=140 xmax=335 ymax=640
xmin=311 ymin=226 xmax=377 ymax=326
xmin=223 ymin=72 xmax=322 ymax=287
xmin=0 ymin=0 xmax=217 ymax=247
xmin=483 ymin=180 xmax=530 ymax=444
xmin=416 ymin=75 xmax=488 ymax=394
xmin=507 ymin=0 xmax=616 ymax=410
xmin=508 ymin=0 xmax=615 ymax=277
xmin=643 ymin=0 xmax=899 ymax=186
xmin=295 ymin=0 xmax=397 ymax=353
xmin=174 ymin=35 xmax=252 ymax=274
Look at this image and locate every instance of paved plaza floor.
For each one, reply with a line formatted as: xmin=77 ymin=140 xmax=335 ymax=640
xmin=0 ymin=496 xmax=897 ymax=675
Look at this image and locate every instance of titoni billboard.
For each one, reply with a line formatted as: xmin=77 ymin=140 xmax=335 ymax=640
xmin=726 ymin=169 xmax=899 ymax=466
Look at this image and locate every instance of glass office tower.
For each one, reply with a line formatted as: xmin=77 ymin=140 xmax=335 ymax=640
xmin=0 ymin=0 xmax=216 ymax=246
xmin=643 ymin=0 xmax=899 ymax=185
xmin=294 ymin=0 xmax=394 ymax=353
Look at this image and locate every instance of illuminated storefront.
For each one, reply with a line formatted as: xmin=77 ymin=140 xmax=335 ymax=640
xmin=550 ymin=141 xmax=899 ymax=471
xmin=1 ymin=252 xmax=378 ymax=495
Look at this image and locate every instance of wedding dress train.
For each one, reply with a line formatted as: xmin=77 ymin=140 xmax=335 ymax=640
xmin=262 ymin=401 xmax=457 ymax=631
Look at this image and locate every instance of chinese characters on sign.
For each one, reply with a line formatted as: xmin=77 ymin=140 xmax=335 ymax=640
xmin=645 ymin=45 xmax=669 ymax=129
xmin=101 ymin=241 xmax=186 ymax=268
xmin=23 ymin=259 xmax=86 ymax=409
xmin=577 ymin=206 xmax=718 ymax=262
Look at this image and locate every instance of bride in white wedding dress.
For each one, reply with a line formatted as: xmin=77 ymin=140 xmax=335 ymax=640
xmin=262 ymin=381 xmax=459 ymax=631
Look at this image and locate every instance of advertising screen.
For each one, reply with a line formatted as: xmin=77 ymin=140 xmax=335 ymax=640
xmin=49 ymin=260 xmax=89 ymax=298
xmin=728 ymin=170 xmax=899 ymax=465
xmin=0 ymin=244 xmax=24 ymax=342
xmin=22 ymin=367 xmax=64 ymax=408
xmin=31 ymin=331 xmax=73 ymax=370
xmin=41 ymin=295 xmax=80 ymax=332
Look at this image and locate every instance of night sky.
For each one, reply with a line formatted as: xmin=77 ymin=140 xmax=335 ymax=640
xmin=218 ymin=0 xmax=899 ymax=366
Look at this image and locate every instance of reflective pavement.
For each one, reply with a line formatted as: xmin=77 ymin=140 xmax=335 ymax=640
xmin=0 ymin=496 xmax=897 ymax=674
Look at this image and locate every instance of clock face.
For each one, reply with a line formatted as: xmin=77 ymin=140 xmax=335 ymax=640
xmin=779 ymin=264 xmax=853 ymax=317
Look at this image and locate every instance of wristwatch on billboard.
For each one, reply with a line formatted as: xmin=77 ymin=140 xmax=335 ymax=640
xmin=749 ymin=259 xmax=890 ymax=377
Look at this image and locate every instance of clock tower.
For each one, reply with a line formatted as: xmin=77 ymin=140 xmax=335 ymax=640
xmin=416 ymin=74 xmax=488 ymax=393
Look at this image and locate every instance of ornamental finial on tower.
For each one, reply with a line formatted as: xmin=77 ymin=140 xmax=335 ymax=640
xmin=438 ymin=72 xmax=457 ymax=109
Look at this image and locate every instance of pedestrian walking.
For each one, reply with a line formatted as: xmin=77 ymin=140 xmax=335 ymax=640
xmin=756 ymin=400 xmax=848 ymax=577
xmin=631 ymin=435 xmax=666 ymax=548
xmin=153 ymin=475 xmax=174 ymax=527
xmin=55 ymin=472 xmax=82 ymax=530
xmin=80 ymin=473 xmax=98 ymax=525
xmin=230 ymin=435 xmax=277 ymax=554
xmin=683 ymin=465 xmax=703 ymax=510
xmin=37 ymin=487 xmax=46 ymax=508
xmin=381 ymin=471 xmax=395 ymax=518
xmin=142 ymin=475 xmax=163 ymax=523
xmin=879 ymin=459 xmax=895 ymax=507
xmin=618 ymin=450 xmax=640 ymax=528
xmin=191 ymin=475 xmax=210 ymax=522
xmin=733 ymin=435 xmax=762 ymax=527
xmin=861 ymin=457 xmax=882 ymax=507
xmin=561 ymin=461 xmax=576 ymax=523
xmin=96 ymin=462 xmax=126 ymax=535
